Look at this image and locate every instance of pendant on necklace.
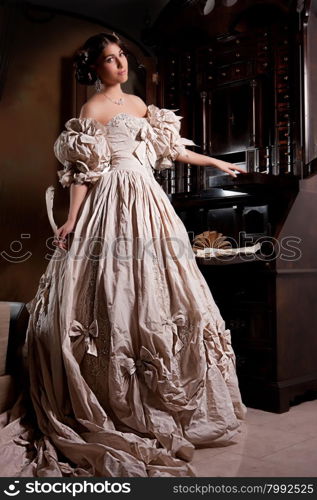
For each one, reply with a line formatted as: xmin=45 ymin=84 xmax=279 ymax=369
xmin=102 ymin=93 xmax=125 ymax=106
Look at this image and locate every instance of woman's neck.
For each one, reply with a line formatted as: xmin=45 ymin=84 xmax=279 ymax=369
xmin=102 ymin=83 xmax=124 ymax=97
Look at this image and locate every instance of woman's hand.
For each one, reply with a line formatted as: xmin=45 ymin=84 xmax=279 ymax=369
xmin=211 ymin=158 xmax=247 ymax=178
xmin=175 ymin=149 xmax=247 ymax=178
xmin=53 ymin=218 xmax=76 ymax=250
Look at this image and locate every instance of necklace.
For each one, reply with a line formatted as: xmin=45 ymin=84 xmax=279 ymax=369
xmin=101 ymin=93 xmax=125 ymax=106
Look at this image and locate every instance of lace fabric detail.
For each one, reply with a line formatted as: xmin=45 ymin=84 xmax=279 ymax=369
xmin=26 ymin=273 xmax=52 ymax=322
xmin=72 ymin=251 xmax=112 ymax=411
xmin=38 ymin=274 xmax=52 ymax=315
xmin=105 ymin=113 xmax=148 ymax=138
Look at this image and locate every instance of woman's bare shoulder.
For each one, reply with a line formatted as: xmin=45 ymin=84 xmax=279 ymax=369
xmin=126 ymin=94 xmax=147 ymax=115
xmin=79 ymin=94 xmax=107 ymax=121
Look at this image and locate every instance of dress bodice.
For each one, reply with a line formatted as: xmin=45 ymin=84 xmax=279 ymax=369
xmin=54 ymin=104 xmax=197 ymax=188
xmin=102 ymin=112 xmax=158 ymax=177
xmin=104 ymin=112 xmax=148 ymax=131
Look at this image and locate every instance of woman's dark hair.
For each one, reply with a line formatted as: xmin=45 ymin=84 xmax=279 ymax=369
xmin=73 ymin=32 xmax=129 ymax=85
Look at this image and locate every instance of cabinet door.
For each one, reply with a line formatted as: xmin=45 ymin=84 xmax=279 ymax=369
xmin=209 ymin=82 xmax=252 ymax=155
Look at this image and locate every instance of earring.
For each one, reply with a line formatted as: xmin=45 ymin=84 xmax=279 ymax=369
xmin=94 ymin=77 xmax=103 ymax=92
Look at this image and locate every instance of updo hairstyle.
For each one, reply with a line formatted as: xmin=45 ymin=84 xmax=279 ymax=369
xmin=73 ymin=32 xmax=129 ymax=85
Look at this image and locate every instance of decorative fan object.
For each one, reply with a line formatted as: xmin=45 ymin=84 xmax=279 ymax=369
xmin=192 ymin=230 xmax=231 ymax=252
xmin=203 ymin=0 xmax=215 ymax=15
xmin=222 ymin=0 xmax=238 ymax=7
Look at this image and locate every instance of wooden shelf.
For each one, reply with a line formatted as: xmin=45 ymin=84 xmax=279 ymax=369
xmin=206 ymin=172 xmax=299 ymax=192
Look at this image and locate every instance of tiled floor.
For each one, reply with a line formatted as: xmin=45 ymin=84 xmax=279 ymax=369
xmin=192 ymin=400 xmax=317 ymax=477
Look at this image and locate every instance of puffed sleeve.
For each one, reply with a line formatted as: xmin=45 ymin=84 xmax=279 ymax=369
xmin=53 ymin=118 xmax=111 ymax=188
xmin=146 ymin=104 xmax=198 ymax=170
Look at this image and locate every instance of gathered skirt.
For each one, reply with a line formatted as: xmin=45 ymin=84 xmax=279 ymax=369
xmin=0 ymin=164 xmax=246 ymax=477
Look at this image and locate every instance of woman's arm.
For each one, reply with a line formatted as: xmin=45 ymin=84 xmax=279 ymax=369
xmin=54 ymin=101 xmax=101 ymax=250
xmin=68 ymin=183 xmax=89 ymax=221
xmin=175 ymin=149 xmax=246 ymax=178
xmin=54 ymin=183 xmax=89 ymax=250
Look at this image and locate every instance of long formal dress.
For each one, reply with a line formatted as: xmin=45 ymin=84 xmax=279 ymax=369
xmin=0 ymin=104 xmax=246 ymax=477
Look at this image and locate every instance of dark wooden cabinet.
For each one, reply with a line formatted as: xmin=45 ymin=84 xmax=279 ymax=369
xmin=171 ymin=172 xmax=317 ymax=413
xmin=150 ymin=1 xmax=303 ymax=192
xmin=146 ymin=0 xmax=317 ymax=412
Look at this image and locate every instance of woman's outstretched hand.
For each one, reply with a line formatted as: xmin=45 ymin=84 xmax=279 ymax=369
xmin=211 ymin=158 xmax=247 ymax=178
xmin=53 ymin=218 xmax=76 ymax=250
xmin=175 ymin=149 xmax=248 ymax=178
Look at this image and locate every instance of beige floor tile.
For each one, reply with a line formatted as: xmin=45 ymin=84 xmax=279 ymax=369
xmin=289 ymin=400 xmax=317 ymax=416
xmin=192 ymin=447 xmax=230 ymax=462
xmin=271 ymin=417 xmax=317 ymax=438
xmin=260 ymin=437 xmax=317 ymax=477
xmin=246 ymin=403 xmax=317 ymax=439
xmin=220 ymin=423 xmax=307 ymax=459
xmin=246 ymin=407 xmax=283 ymax=425
xmin=191 ymin=401 xmax=317 ymax=477
xmin=192 ymin=452 xmax=286 ymax=477
xmin=193 ymin=449 xmax=315 ymax=478
xmin=192 ymin=452 xmax=245 ymax=477
xmin=234 ymin=455 xmax=291 ymax=477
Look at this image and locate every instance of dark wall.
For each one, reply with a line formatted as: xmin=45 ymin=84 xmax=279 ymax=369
xmin=0 ymin=5 xmax=148 ymax=302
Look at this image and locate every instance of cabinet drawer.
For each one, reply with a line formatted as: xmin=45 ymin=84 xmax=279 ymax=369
xmin=222 ymin=273 xmax=275 ymax=306
xmin=234 ymin=347 xmax=275 ymax=378
xmin=227 ymin=306 xmax=275 ymax=345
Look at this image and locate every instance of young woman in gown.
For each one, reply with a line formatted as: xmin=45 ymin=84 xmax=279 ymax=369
xmin=0 ymin=32 xmax=247 ymax=477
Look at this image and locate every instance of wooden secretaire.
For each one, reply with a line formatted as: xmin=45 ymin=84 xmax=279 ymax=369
xmin=145 ymin=0 xmax=317 ymax=412
xmin=171 ymin=172 xmax=317 ymax=413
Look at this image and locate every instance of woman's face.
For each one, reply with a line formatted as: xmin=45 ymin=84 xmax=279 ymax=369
xmin=94 ymin=42 xmax=128 ymax=86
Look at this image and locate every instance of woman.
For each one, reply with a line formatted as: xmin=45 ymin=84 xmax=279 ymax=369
xmin=1 ymin=32 xmax=246 ymax=477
